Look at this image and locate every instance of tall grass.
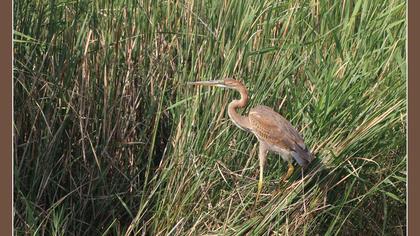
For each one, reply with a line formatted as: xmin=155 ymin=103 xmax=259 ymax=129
xmin=14 ymin=0 xmax=406 ymax=235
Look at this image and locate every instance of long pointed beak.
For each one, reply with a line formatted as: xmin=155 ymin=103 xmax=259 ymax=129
xmin=187 ymin=80 xmax=225 ymax=87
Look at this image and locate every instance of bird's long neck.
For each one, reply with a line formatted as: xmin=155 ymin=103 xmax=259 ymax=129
xmin=228 ymin=86 xmax=251 ymax=131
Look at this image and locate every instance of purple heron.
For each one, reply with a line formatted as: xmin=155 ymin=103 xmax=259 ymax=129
xmin=188 ymin=79 xmax=314 ymax=201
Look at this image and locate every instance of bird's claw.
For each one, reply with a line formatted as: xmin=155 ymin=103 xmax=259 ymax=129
xmin=281 ymin=161 xmax=295 ymax=182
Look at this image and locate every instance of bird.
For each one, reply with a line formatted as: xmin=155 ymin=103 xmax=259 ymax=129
xmin=188 ymin=79 xmax=314 ymax=202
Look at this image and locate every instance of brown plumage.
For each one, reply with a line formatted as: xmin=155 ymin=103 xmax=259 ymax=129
xmin=188 ymin=79 xmax=314 ymax=202
xmin=249 ymin=105 xmax=312 ymax=167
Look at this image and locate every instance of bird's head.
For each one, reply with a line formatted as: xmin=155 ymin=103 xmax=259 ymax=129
xmin=187 ymin=79 xmax=245 ymax=90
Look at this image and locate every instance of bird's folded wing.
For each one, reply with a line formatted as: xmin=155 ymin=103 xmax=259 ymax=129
xmin=249 ymin=105 xmax=313 ymax=166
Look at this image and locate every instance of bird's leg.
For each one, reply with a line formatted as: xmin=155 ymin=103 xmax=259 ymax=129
xmin=255 ymin=143 xmax=267 ymax=204
xmin=251 ymin=145 xmax=267 ymax=215
xmin=256 ymin=160 xmax=264 ymax=203
xmin=282 ymin=160 xmax=294 ymax=182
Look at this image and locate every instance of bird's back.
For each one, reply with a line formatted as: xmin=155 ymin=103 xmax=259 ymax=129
xmin=248 ymin=105 xmax=313 ymax=167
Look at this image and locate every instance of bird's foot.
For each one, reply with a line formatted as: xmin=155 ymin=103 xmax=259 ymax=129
xmin=250 ymin=178 xmax=264 ymax=214
xmin=281 ymin=161 xmax=295 ymax=182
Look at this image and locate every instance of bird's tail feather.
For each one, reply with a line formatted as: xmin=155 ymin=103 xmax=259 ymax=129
xmin=291 ymin=145 xmax=314 ymax=168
